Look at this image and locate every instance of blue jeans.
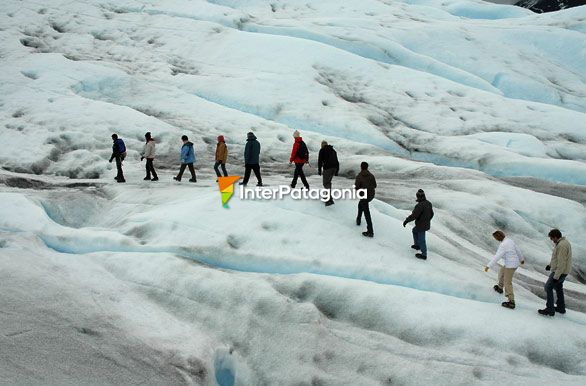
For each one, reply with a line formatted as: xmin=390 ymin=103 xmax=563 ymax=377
xmin=357 ymin=198 xmax=373 ymax=234
xmin=545 ymin=272 xmax=567 ymax=312
xmin=412 ymin=228 xmax=427 ymax=256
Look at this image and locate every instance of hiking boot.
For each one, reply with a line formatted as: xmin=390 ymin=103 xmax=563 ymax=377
xmin=189 ymin=178 xmax=197 ymax=183
xmin=239 ymin=182 xmax=246 ymax=186
xmin=117 ymin=179 xmax=126 ymax=183
xmin=256 ymin=182 xmax=263 ymax=187
xmin=493 ymin=285 xmax=504 ymax=294
xmin=411 ymin=245 xmax=421 ymax=250
xmin=501 ymin=301 xmax=515 ymax=309
xmin=538 ymin=308 xmax=555 ymax=316
xmin=144 ymin=177 xmax=151 ymax=181
xmin=151 ymin=177 xmax=159 ymax=182
xmin=325 ymin=200 xmax=335 ymax=207
xmin=555 ymin=307 xmax=566 ymax=314
xmin=173 ymin=177 xmax=181 ymax=182
xmin=362 ymin=231 xmax=374 ymax=238
xmin=415 ymin=253 xmax=427 ymax=260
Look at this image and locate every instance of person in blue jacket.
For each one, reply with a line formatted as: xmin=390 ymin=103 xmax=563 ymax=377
xmin=108 ymin=133 xmax=126 ymax=183
xmin=173 ymin=135 xmax=197 ymax=182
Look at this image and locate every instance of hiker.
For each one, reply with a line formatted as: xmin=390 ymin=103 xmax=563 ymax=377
xmin=108 ymin=134 xmax=126 ymax=183
xmin=140 ymin=132 xmax=158 ymax=181
xmin=403 ymin=189 xmax=434 ymax=260
xmin=539 ymin=229 xmax=572 ymax=316
xmin=240 ymin=131 xmax=262 ymax=186
xmin=484 ymin=231 xmax=525 ymax=310
xmin=318 ymin=140 xmax=339 ymax=207
xmin=355 ymin=162 xmax=377 ymax=238
xmin=214 ymin=135 xmax=228 ymax=179
xmin=173 ymin=135 xmax=197 ymax=182
xmin=289 ymin=130 xmax=310 ymax=189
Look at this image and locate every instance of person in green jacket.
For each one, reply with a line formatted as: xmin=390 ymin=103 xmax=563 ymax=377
xmin=538 ymin=229 xmax=572 ymax=316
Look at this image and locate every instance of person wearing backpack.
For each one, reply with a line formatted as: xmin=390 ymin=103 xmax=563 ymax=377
xmin=403 ymin=189 xmax=434 ymax=260
xmin=108 ymin=133 xmax=126 ymax=183
xmin=355 ymin=162 xmax=377 ymax=237
xmin=174 ymin=135 xmax=197 ymax=182
xmin=140 ymin=132 xmax=158 ymax=181
xmin=214 ymin=135 xmax=228 ymax=179
xmin=289 ymin=130 xmax=310 ymax=189
xmin=240 ymin=132 xmax=263 ymax=186
xmin=318 ymin=140 xmax=339 ymax=206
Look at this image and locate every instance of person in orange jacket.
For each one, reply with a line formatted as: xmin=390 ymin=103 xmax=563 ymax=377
xmin=214 ymin=135 xmax=228 ymax=179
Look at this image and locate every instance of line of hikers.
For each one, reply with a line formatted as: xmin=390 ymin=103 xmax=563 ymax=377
xmin=110 ymin=131 xmax=573 ymax=314
xmin=109 ymin=131 xmax=255 ymax=185
xmin=109 ymin=130 xmax=432 ymax=254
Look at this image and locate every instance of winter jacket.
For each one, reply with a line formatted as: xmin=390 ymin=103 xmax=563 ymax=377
xmin=216 ymin=141 xmax=228 ymax=163
xmin=110 ymin=139 xmax=126 ymax=161
xmin=405 ymin=199 xmax=434 ymax=231
xmin=550 ymin=237 xmax=572 ymax=280
xmin=290 ymin=137 xmax=309 ymax=164
xmin=487 ymin=238 xmax=524 ymax=269
xmin=318 ymin=145 xmax=339 ymax=175
xmin=180 ymin=142 xmax=196 ymax=164
xmin=142 ymin=139 xmax=156 ymax=159
xmin=355 ymin=170 xmax=377 ymax=200
xmin=113 ymin=139 xmax=126 ymax=155
xmin=244 ymin=134 xmax=261 ymax=165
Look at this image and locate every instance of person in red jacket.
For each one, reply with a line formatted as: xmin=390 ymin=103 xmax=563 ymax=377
xmin=289 ymin=130 xmax=310 ymax=189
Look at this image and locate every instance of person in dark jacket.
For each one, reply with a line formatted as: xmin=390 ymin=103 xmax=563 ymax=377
xmin=140 ymin=132 xmax=158 ymax=181
xmin=318 ymin=140 xmax=339 ymax=206
xmin=355 ymin=162 xmax=377 ymax=238
xmin=174 ymin=135 xmax=197 ymax=182
xmin=109 ymin=134 xmax=126 ymax=183
xmin=240 ymin=132 xmax=262 ymax=186
xmin=289 ymin=130 xmax=310 ymax=190
xmin=403 ymin=189 xmax=434 ymax=260
xmin=214 ymin=135 xmax=228 ymax=179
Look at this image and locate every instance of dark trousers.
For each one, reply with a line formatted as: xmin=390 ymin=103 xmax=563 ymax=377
xmin=214 ymin=161 xmax=228 ymax=177
xmin=291 ymin=163 xmax=309 ymax=188
xmin=145 ymin=158 xmax=157 ymax=179
xmin=243 ymin=164 xmax=262 ymax=185
xmin=177 ymin=163 xmax=196 ymax=180
xmin=322 ymin=168 xmax=336 ymax=203
xmin=545 ymin=272 xmax=567 ymax=312
xmin=412 ymin=228 xmax=427 ymax=256
xmin=115 ymin=154 xmax=125 ymax=181
xmin=357 ymin=198 xmax=373 ymax=233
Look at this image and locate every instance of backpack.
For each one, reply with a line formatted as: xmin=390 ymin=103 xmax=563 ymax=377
xmin=116 ymin=139 xmax=126 ymax=154
xmin=296 ymin=140 xmax=309 ymax=161
xmin=329 ymin=147 xmax=338 ymax=167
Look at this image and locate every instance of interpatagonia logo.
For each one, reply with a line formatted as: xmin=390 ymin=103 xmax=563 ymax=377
xmin=218 ymin=176 xmax=241 ymax=208
xmin=240 ymin=185 xmax=367 ymax=202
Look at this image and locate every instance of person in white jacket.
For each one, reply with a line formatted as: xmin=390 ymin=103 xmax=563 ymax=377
xmin=484 ymin=230 xmax=525 ymax=309
xmin=140 ymin=132 xmax=158 ymax=181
